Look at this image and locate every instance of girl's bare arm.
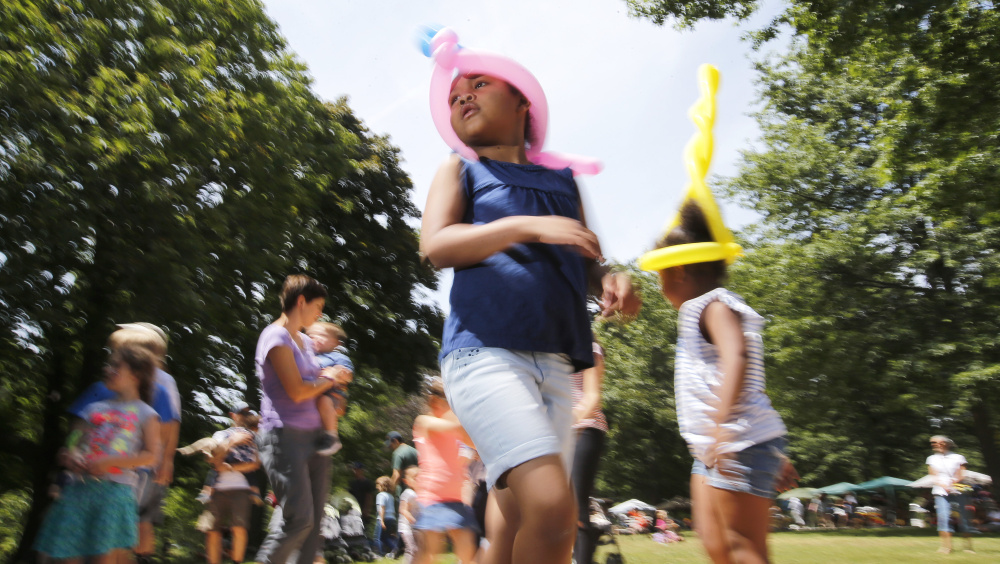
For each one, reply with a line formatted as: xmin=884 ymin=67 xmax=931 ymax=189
xmin=420 ymin=155 xmax=601 ymax=269
xmin=701 ymin=301 xmax=748 ymax=466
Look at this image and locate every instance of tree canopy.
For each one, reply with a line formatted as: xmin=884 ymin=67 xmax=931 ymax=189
xmin=0 ymin=0 xmax=439 ymax=559
xmin=628 ymin=0 xmax=1000 ymax=489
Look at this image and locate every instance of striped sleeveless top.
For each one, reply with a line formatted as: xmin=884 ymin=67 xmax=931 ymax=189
xmin=571 ymin=342 xmax=608 ymax=432
xmin=675 ymin=288 xmax=786 ymax=461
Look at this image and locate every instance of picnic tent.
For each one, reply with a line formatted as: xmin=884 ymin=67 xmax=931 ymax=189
xmin=855 ymin=476 xmax=914 ymax=492
xmin=854 ymin=476 xmax=915 ymax=518
xmin=777 ymin=487 xmax=819 ymax=500
xmin=609 ymin=499 xmax=657 ymax=514
xmin=817 ymin=482 xmax=858 ymax=495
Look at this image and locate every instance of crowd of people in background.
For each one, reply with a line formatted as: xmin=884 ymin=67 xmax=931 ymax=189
xmin=27 ymin=268 xmax=626 ymax=564
xmin=28 ymin=264 xmax=992 ymax=564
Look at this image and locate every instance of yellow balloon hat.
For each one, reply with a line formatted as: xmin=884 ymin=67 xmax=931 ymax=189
xmin=639 ymin=64 xmax=743 ymax=272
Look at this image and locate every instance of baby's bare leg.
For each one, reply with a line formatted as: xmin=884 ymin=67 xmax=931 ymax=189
xmin=317 ymin=394 xmax=338 ymax=433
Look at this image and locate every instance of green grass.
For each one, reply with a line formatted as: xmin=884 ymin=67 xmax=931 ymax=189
xmin=374 ymin=529 xmax=1000 ymax=563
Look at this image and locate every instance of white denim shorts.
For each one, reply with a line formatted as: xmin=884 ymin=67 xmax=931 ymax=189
xmin=442 ymin=347 xmax=576 ymax=491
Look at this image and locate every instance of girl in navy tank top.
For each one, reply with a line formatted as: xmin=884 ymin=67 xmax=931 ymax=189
xmin=419 ymin=29 xmax=640 ymax=564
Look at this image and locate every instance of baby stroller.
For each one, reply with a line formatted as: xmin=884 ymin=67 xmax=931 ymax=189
xmin=321 ymin=495 xmax=378 ymax=563
xmin=576 ymin=498 xmax=626 ymax=564
xmin=339 ymin=506 xmax=377 ymax=562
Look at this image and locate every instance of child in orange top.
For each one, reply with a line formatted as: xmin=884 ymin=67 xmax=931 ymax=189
xmin=412 ymin=379 xmax=478 ymax=564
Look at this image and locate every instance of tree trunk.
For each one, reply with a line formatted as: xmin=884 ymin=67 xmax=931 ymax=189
xmin=12 ymin=343 xmax=69 ymax=564
xmin=970 ymin=398 xmax=1000 ymax=495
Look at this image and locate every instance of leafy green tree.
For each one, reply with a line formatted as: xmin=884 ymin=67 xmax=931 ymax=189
xmin=630 ymin=0 xmax=1000 ymax=487
xmin=626 ymin=0 xmax=760 ymax=28
xmin=0 ymin=1 xmax=439 ymax=560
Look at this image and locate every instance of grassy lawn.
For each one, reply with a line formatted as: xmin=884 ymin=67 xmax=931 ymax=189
xmin=374 ymin=528 xmax=1000 ymax=563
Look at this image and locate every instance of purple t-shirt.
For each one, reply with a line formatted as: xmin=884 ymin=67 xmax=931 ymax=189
xmin=256 ymin=324 xmax=321 ymax=432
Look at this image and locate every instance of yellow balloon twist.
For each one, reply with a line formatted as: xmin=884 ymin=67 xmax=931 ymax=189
xmin=639 ymin=64 xmax=743 ymax=272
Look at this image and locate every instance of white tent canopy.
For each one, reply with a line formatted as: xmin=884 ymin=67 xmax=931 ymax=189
xmin=609 ymin=499 xmax=657 ymax=514
xmin=909 ymin=470 xmax=992 ymax=488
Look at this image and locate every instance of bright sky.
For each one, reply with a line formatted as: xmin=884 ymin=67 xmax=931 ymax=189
xmin=261 ymin=0 xmax=786 ymax=309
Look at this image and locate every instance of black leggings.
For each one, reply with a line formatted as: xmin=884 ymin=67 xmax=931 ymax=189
xmin=572 ymin=427 xmax=606 ymax=564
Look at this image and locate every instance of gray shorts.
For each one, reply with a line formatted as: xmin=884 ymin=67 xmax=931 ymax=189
xmin=209 ymin=489 xmax=251 ymax=530
xmin=136 ymin=473 xmax=166 ymax=525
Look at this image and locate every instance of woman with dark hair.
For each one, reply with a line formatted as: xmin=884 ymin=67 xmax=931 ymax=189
xmin=254 ymin=275 xmax=350 ymax=564
xmin=927 ymin=435 xmax=974 ymax=554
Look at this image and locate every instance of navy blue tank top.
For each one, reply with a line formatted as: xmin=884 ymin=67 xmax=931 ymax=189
xmin=441 ymin=157 xmax=595 ymax=371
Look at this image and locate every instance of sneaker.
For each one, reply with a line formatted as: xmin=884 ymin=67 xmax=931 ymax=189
xmin=316 ymin=432 xmax=343 ymax=456
xmin=196 ymin=491 xmax=211 ymax=504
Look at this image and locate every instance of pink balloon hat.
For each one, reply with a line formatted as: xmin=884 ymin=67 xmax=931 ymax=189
xmin=419 ymin=26 xmax=603 ymax=176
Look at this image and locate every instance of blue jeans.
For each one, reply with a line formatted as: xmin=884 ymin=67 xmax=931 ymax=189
xmin=375 ymin=517 xmax=397 ymax=554
xmin=935 ymin=494 xmax=971 ymax=533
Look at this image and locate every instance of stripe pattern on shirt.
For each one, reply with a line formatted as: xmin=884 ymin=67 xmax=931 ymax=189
xmin=571 ymin=342 xmax=609 ymax=432
xmin=675 ymin=288 xmax=786 ymax=461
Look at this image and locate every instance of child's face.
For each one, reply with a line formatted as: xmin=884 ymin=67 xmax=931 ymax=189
xmin=104 ymin=360 xmax=136 ymax=393
xmin=306 ymin=325 xmax=338 ymax=353
xmin=449 ymin=74 xmax=527 ymax=147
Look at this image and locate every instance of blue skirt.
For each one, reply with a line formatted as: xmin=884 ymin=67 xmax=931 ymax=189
xmin=34 ymin=479 xmax=138 ymax=558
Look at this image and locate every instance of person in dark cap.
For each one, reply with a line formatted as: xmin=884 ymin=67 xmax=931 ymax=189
xmin=347 ymin=462 xmax=375 ymax=532
xmin=387 ymin=432 xmax=418 ymax=496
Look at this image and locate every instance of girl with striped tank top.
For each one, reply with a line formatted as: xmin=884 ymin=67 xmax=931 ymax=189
xmin=652 ymin=201 xmax=796 ymax=564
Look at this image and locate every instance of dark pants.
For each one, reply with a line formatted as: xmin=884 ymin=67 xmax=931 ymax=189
xmin=255 ymin=428 xmax=331 ymax=564
xmin=472 ymin=479 xmax=488 ymax=548
xmin=572 ymin=427 xmax=606 ymax=564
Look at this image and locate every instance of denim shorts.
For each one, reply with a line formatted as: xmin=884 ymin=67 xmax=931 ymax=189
xmin=414 ymin=501 xmax=480 ymax=533
xmin=692 ymin=436 xmax=787 ymax=498
xmin=442 ymin=347 xmax=575 ymax=491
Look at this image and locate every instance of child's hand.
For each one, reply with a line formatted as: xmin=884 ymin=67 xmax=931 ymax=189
xmin=321 ymin=365 xmax=352 ymax=385
xmin=529 ymin=216 xmax=603 ymax=259
xmin=230 ymin=430 xmax=255 ymax=446
xmin=703 ymin=426 xmax=735 ymax=471
xmin=600 ymin=272 xmax=642 ymax=319
xmin=775 ymin=459 xmax=800 ymax=492
xmin=61 ymin=448 xmax=87 ymax=473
